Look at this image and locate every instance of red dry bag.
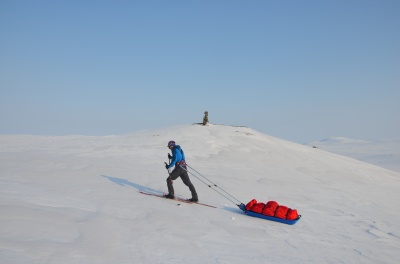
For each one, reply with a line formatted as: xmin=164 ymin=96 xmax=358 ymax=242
xmin=286 ymin=209 xmax=299 ymax=220
xmin=274 ymin=206 xmax=289 ymax=219
xmin=250 ymin=203 xmax=265 ymax=214
xmin=245 ymin=199 xmax=257 ymax=211
xmin=262 ymin=201 xmax=279 ymax=216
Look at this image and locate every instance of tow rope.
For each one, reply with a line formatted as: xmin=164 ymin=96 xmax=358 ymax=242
xmin=179 ymin=164 xmax=243 ymax=208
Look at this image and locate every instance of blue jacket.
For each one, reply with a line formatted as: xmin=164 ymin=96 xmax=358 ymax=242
xmin=168 ymin=145 xmax=185 ymax=168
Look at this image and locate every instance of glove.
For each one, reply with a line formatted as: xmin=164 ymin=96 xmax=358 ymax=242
xmin=165 ymin=163 xmax=169 ymax=169
xmin=168 ymin=153 xmax=172 ymax=159
xmin=168 ymin=168 xmax=173 ymax=174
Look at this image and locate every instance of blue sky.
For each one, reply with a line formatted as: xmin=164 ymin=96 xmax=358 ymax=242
xmin=1 ymin=0 xmax=399 ymax=143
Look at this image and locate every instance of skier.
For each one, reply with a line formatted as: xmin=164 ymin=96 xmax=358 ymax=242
xmin=165 ymin=140 xmax=198 ymax=202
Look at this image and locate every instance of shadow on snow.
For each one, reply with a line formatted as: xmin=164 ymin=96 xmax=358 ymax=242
xmin=101 ymin=175 xmax=163 ymax=195
xmin=101 ymin=174 xmax=245 ymax=215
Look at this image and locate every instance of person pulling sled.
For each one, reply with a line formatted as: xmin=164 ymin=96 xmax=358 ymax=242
xmin=165 ymin=140 xmax=198 ymax=202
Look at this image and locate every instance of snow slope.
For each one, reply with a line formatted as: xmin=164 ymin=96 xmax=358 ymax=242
xmin=1 ymin=124 xmax=400 ymax=263
xmin=306 ymin=137 xmax=400 ymax=173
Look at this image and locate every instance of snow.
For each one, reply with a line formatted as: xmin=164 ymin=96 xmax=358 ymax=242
xmin=306 ymin=137 xmax=400 ymax=173
xmin=1 ymin=124 xmax=400 ymax=263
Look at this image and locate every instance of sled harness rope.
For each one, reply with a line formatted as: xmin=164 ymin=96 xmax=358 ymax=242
xmin=180 ymin=164 xmax=243 ymax=208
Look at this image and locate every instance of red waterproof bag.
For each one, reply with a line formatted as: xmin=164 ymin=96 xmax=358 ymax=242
xmin=245 ymin=199 xmax=257 ymax=211
xmin=250 ymin=203 xmax=265 ymax=214
xmin=274 ymin=206 xmax=289 ymax=219
xmin=262 ymin=201 xmax=279 ymax=216
xmin=286 ymin=209 xmax=299 ymax=220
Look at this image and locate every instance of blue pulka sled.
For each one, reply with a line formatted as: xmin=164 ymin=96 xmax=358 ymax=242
xmin=238 ymin=204 xmax=301 ymax=225
xmin=179 ymin=164 xmax=301 ymax=225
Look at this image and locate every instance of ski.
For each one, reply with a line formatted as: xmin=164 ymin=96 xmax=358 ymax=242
xmin=139 ymin=191 xmax=217 ymax=208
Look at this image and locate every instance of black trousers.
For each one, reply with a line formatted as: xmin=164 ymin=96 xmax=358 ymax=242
xmin=166 ymin=165 xmax=198 ymax=199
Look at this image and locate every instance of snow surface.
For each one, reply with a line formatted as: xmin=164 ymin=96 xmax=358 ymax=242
xmin=1 ymin=124 xmax=400 ymax=263
xmin=306 ymin=137 xmax=400 ymax=173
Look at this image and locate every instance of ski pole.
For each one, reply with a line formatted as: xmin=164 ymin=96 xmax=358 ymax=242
xmin=165 ymin=162 xmax=172 ymax=183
